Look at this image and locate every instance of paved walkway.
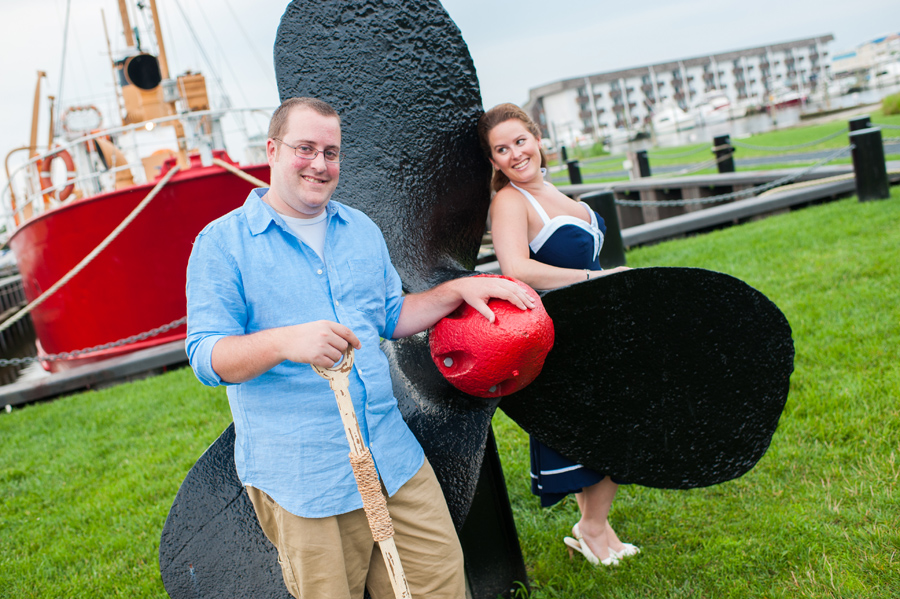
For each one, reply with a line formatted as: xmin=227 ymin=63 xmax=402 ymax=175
xmin=798 ymin=102 xmax=882 ymax=126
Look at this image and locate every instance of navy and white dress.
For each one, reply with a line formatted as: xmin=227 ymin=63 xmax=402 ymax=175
xmin=508 ymin=181 xmax=614 ymax=507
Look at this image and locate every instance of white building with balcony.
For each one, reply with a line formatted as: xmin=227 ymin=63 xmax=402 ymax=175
xmin=525 ymin=35 xmax=834 ymax=148
xmin=832 ymin=33 xmax=900 ymax=89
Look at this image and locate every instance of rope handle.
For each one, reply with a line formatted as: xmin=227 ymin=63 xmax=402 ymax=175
xmin=312 ymin=346 xmax=412 ymax=598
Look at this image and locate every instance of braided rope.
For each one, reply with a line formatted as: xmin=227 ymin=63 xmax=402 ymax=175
xmin=756 ymin=173 xmax=854 ymax=197
xmin=349 ymin=448 xmax=395 ymax=542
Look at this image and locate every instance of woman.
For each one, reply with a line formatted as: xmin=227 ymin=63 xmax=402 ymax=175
xmin=477 ymin=103 xmax=639 ymax=567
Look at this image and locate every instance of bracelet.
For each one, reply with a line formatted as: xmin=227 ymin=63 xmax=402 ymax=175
xmin=585 ymin=269 xmax=591 ymax=280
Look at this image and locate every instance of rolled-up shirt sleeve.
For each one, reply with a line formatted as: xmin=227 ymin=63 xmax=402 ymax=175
xmin=186 ymin=230 xmax=247 ymax=387
xmin=380 ymin=233 xmax=404 ymax=341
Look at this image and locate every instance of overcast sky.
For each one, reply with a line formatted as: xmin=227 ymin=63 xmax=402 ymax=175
xmin=1 ymin=0 xmax=897 ymax=187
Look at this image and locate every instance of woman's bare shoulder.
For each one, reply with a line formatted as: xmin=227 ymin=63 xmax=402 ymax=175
xmin=491 ymin=185 xmax=525 ymax=206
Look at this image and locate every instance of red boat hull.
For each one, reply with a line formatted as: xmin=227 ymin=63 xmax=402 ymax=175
xmin=8 ymin=160 xmax=270 ymax=372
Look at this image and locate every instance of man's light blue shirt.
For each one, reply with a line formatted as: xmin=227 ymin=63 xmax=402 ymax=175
xmin=186 ymin=189 xmax=424 ymax=518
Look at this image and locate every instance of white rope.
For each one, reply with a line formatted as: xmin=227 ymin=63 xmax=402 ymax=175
xmin=0 ymin=165 xmax=181 ymax=335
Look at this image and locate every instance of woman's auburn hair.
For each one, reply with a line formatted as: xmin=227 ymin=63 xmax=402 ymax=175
xmin=477 ymin=103 xmax=548 ymax=193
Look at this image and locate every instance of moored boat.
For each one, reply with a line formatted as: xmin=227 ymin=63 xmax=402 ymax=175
xmin=766 ymin=87 xmax=807 ymax=111
xmin=690 ymin=90 xmax=734 ymax=126
xmin=649 ymin=100 xmax=696 ymax=134
xmin=1 ymin=0 xmax=271 ymax=372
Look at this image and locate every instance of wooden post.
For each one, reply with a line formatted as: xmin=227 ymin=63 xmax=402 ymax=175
xmin=581 ymin=190 xmax=626 ymax=268
xmin=117 ymin=0 xmax=135 ymax=47
xmin=635 ymin=150 xmax=651 ymax=177
xmin=625 ymin=150 xmax=658 ymax=223
xmin=849 ymin=127 xmax=890 ymax=201
xmin=148 ymin=0 xmax=170 ymax=79
xmin=713 ymin=135 xmax=735 ymax=173
xmin=567 ymin=160 xmax=583 ymax=185
xmin=848 ymin=115 xmax=871 ymax=132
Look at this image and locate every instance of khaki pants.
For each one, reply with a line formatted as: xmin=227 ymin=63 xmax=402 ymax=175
xmin=246 ymin=458 xmax=465 ymax=599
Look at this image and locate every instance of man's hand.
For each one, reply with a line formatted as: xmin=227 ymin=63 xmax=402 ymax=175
xmin=277 ymin=320 xmax=362 ymax=369
xmin=392 ymin=275 xmax=536 ymax=338
xmin=452 ymin=276 xmax=536 ymax=323
xmin=211 ymin=320 xmax=361 ymax=383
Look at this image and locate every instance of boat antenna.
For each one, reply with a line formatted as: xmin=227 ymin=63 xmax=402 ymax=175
xmin=54 ymin=0 xmax=74 ymax=141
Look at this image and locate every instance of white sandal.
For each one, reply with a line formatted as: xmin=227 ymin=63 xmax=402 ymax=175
xmin=609 ymin=543 xmax=641 ymax=559
xmin=564 ymin=524 xmax=619 ymax=566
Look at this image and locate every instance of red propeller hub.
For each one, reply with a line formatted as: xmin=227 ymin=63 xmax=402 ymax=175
xmin=429 ymin=275 xmax=554 ymax=398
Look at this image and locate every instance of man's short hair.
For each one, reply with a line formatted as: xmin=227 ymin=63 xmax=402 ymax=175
xmin=268 ymin=97 xmax=341 ymax=140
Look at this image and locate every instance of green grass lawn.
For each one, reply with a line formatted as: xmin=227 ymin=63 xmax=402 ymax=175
xmin=2 ymin=188 xmax=899 ymax=597
xmin=0 ymin=370 xmax=232 ymax=598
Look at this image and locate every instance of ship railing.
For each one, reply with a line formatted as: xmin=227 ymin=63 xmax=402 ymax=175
xmin=2 ymin=106 xmax=273 ymax=235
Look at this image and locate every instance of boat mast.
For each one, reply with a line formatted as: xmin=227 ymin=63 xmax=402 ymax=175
xmin=29 ymin=71 xmax=48 ymax=158
xmin=148 ymin=0 xmax=170 ymax=80
xmin=117 ymin=0 xmax=135 ymax=48
xmin=46 ymin=97 xmax=56 ymax=151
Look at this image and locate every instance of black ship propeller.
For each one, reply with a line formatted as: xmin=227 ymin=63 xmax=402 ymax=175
xmin=159 ymin=2 xmax=793 ymax=597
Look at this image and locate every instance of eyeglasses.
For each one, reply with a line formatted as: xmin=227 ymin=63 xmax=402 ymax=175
xmin=273 ymin=138 xmax=345 ymax=163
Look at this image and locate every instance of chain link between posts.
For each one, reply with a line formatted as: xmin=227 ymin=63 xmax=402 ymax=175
xmin=729 ymin=127 xmax=849 ymax=152
xmin=613 ymin=145 xmax=853 ymax=207
xmin=646 ymin=145 xmax=711 ymax=160
xmin=0 ymin=316 xmax=187 ymax=367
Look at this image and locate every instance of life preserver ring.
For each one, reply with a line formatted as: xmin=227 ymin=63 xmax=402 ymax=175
xmin=62 ymin=105 xmax=103 ymax=136
xmin=39 ymin=148 xmax=76 ymax=202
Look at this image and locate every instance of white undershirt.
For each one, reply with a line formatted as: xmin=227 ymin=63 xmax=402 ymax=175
xmin=281 ymin=211 xmax=328 ymax=262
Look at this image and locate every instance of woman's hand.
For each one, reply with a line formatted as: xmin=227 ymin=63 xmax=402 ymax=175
xmin=589 ymin=266 xmax=631 ymax=279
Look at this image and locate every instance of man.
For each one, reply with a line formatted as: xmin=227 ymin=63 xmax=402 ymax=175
xmin=186 ymin=97 xmax=533 ymax=599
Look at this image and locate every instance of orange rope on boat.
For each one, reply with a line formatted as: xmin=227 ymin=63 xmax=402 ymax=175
xmin=211 ymin=157 xmax=267 ymax=187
